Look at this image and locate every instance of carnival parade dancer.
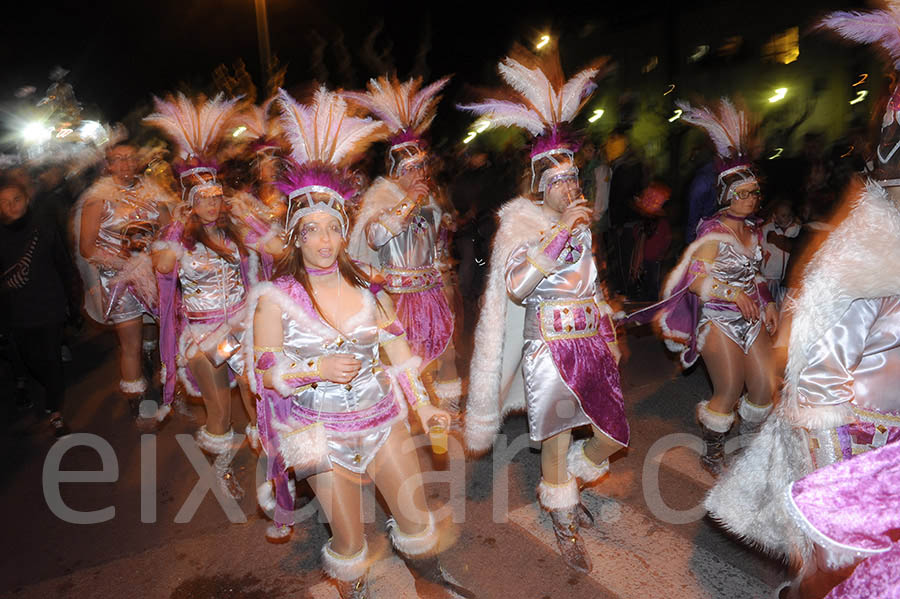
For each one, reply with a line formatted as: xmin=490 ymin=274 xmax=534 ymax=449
xmin=74 ymin=136 xmax=171 ymax=418
xmin=247 ymin=86 xmax=473 ymax=599
xmin=706 ymin=10 xmax=900 ymax=595
xmin=461 ymin=52 xmax=628 ymax=573
xmin=344 ymin=76 xmax=465 ymax=414
xmin=147 ymin=93 xmax=282 ymax=499
xmin=626 ymin=99 xmax=777 ymax=476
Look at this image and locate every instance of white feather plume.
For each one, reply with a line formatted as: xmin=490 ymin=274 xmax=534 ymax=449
xmin=275 ymin=86 xmax=384 ymax=168
xmin=458 ymin=57 xmax=599 ymax=136
xmin=342 ymin=75 xmax=450 ymax=136
xmin=235 ymin=96 xmax=278 ymax=140
xmin=676 ymin=99 xmax=747 ymax=160
xmin=818 ymin=7 xmax=900 ymax=68
xmin=143 ymin=93 xmax=240 ymax=160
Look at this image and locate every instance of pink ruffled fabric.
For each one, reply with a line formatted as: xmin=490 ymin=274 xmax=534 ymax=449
xmin=790 ymin=441 xmax=900 ymax=598
xmin=393 ymin=286 xmax=453 ymax=367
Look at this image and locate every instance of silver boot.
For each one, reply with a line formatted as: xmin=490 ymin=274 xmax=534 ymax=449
xmin=538 ymin=477 xmax=592 ymax=573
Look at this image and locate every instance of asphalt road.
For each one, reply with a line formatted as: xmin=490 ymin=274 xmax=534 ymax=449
xmin=0 ymin=322 xmax=787 ymax=599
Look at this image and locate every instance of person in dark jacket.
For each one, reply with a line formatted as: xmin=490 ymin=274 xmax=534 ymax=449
xmin=0 ymin=178 xmax=77 ymax=436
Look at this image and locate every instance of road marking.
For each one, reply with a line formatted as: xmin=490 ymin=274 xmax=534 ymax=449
xmin=509 ymin=493 xmax=773 ymax=599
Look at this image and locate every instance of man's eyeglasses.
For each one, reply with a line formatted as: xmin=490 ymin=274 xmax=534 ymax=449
xmin=734 ymin=188 xmax=761 ymax=200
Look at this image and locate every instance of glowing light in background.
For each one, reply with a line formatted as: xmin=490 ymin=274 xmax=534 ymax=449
xmin=768 ymin=87 xmax=787 ymax=103
xmin=474 ymin=119 xmax=490 ymax=133
xmin=232 ymin=126 xmax=247 ymax=137
xmin=587 ymin=109 xmax=605 ymax=123
xmin=689 ymin=45 xmax=709 ymax=63
xmin=23 ymin=122 xmax=52 ymax=144
xmin=536 ymin=34 xmax=550 ymax=50
xmin=79 ymin=120 xmax=103 ymax=140
xmin=769 ymin=148 xmax=783 ymax=160
xmin=663 ymin=84 xmax=676 ymax=96
xmin=668 ymin=109 xmax=683 ymax=123
xmin=850 ymin=90 xmax=868 ymax=105
xmin=463 ymin=131 xmax=477 ymax=144
xmin=56 ymin=128 xmax=73 ymax=138
xmin=853 ymin=73 xmax=868 ymax=87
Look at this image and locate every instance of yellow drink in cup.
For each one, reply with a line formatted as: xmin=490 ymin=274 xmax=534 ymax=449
xmin=428 ymin=419 xmax=448 ymax=455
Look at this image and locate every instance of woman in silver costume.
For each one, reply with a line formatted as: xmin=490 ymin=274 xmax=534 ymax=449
xmin=248 ymin=87 xmax=472 ymax=599
xmin=75 ymin=141 xmax=170 ymax=414
xmin=345 ymin=76 xmax=464 ymax=414
xmin=628 ymin=100 xmax=777 ymax=475
xmin=463 ymin=53 xmax=629 ymax=573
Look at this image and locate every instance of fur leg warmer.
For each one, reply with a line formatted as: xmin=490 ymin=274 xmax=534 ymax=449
xmin=119 ymin=377 xmax=147 ymax=395
xmin=387 ymin=513 xmax=439 ymax=557
xmin=567 ymin=439 xmax=610 ymax=484
xmin=537 ymin=476 xmax=580 ymax=511
xmin=195 ymin=426 xmax=237 ymax=455
xmin=322 ymin=540 xmax=370 ymax=582
xmin=737 ymin=395 xmax=773 ymax=424
xmin=697 ymin=400 xmax=736 ymax=433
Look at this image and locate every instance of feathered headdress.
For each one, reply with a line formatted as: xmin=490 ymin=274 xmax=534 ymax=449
xmin=343 ymin=75 xmax=450 ymax=175
xmin=143 ymin=92 xmax=241 ymax=188
xmin=234 ymin=97 xmax=281 ymax=154
xmin=459 ymin=55 xmax=600 ymax=192
xmin=276 ymin=86 xmax=384 ymax=239
xmin=676 ymin=99 xmax=756 ymax=205
xmin=818 ymin=4 xmax=900 ymax=185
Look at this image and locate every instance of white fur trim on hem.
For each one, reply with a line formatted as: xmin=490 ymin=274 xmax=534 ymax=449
xmin=567 ymin=439 xmax=609 ymax=483
xmin=150 ymin=239 xmax=184 ymax=260
xmin=537 ymin=477 xmax=579 ymax=510
xmin=120 ymin=377 xmax=147 ymax=394
xmin=322 ymin=540 xmax=370 ymax=581
xmin=277 ymin=421 xmax=330 ymax=473
xmin=387 ymin=513 xmax=439 ymax=557
xmin=786 ymin=402 xmax=856 ymax=431
xmin=697 ymin=400 xmax=735 ymax=433
xmin=738 ymin=395 xmax=773 ymax=424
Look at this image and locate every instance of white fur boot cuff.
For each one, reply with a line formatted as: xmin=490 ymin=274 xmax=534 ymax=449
xmin=322 ymin=541 xmax=369 ymax=582
xmin=567 ymin=439 xmax=610 ymax=483
xmin=737 ymin=395 xmax=773 ymax=423
xmin=386 ymin=514 xmax=439 ymax=557
xmin=697 ymin=400 xmax=736 ymax=433
xmin=537 ymin=476 xmax=580 ymax=510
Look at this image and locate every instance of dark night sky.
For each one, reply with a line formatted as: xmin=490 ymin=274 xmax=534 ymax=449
xmin=0 ymin=0 xmax=868 ymax=140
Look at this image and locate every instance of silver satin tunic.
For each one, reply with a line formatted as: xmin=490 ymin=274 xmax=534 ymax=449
xmin=506 ymin=226 xmax=596 ymax=441
xmin=281 ymin=294 xmax=401 ymax=474
xmin=367 ymin=201 xmax=442 ymax=271
xmin=96 ymin=181 xmax=163 ymax=322
xmin=798 ymin=296 xmax=900 ymax=416
xmin=699 ymin=240 xmax=764 ymax=353
xmin=178 ymin=241 xmax=247 ymax=374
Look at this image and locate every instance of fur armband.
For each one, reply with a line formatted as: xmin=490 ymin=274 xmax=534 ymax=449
xmin=388 ymin=357 xmax=429 ymax=408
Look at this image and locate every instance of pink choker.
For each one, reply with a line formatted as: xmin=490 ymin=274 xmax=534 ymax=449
xmin=722 ymin=211 xmax=747 ymax=222
xmin=307 ymin=263 xmax=338 ymax=276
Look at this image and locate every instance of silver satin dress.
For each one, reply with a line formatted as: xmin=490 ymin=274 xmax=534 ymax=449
xmin=178 ymin=241 xmax=247 ymax=375
xmin=280 ymin=293 xmax=404 ymax=474
xmin=699 ymin=241 xmax=764 ymax=353
xmin=506 ymin=226 xmax=597 ymax=441
xmin=95 ymin=182 xmax=163 ymax=322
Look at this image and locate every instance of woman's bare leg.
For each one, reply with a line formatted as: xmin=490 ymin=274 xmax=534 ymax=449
xmin=367 ymin=423 xmax=431 ymax=535
xmin=187 ymin=353 xmax=232 ymax=435
xmin=308 ymin=467 xmax=366 ymax=556
xmin=114 ymin=317 xmax=143 ymax=382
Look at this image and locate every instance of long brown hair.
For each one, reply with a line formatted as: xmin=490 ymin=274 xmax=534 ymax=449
xmin=182 ymin=211 xmax=248 ymax=263
xmin=275 ymin=242 xmax=385 ymax=321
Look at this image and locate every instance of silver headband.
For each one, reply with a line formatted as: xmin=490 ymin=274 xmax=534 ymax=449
xmin=285 ymin=185 xmax=349 ymax=240
xmin=389 ymin=141 xmax=425 ymax=177
xmin=187 ymin=182 xmax=224 ymax=207
xmin=531 ymin=148 xmax=577 ymax=192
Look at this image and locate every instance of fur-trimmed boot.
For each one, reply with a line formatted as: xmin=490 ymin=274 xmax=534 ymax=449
xmin=195 ymin=426 xmax=244 ymax=500
xmin=387 ymin=515 xmax=475 ymax=598
xmin=245 ymin=423 xmax=260 ymax=452
xmin=737 ymin=395 xmax=773 ymax=438
xmin=120 ymin=377 xmax=149 ymax=420
xmin=433 ymin=377 xmax=464 ymax=416
xmin=538 ymin=477 xmax=592 ymax=573
xmin=566 ymin=439 xmax=610 ymax=528
xmin=322 ymin=541 xmax=370 ymax=599
xmin=696 ymin=401 xmax=735 ymax=476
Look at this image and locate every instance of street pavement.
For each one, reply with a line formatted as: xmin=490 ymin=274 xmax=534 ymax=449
xmin=0 ymin=322 xmax=788 ymax=599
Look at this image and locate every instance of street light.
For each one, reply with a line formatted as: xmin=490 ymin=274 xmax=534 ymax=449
xmin=536 ymin=34 xmax=550 ymax=50
xmin=463 ymin=131 xmax=477 ymax=144
xmin=768 ymin=87 xmax=787 ymax=103
xmin=23 ymin=122 xmax=52 ymax=144
xmin=850 ymin=90 xmax=868 ymax=105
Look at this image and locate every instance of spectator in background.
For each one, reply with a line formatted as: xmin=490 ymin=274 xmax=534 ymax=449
xmin=630 ymin=182 xmax=673 ymax=301
xmin=579 ymin=141 xmax=612 ymax=271
xmin=0 ymin=178 xmax=77 ymax=437
xmin=684 ymin=154 xmax=718 ymax=244
xmin=760 ymin=199 xmax=800 ymax=309
xmin=605 ymin=128 xmax=645 ymax=294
